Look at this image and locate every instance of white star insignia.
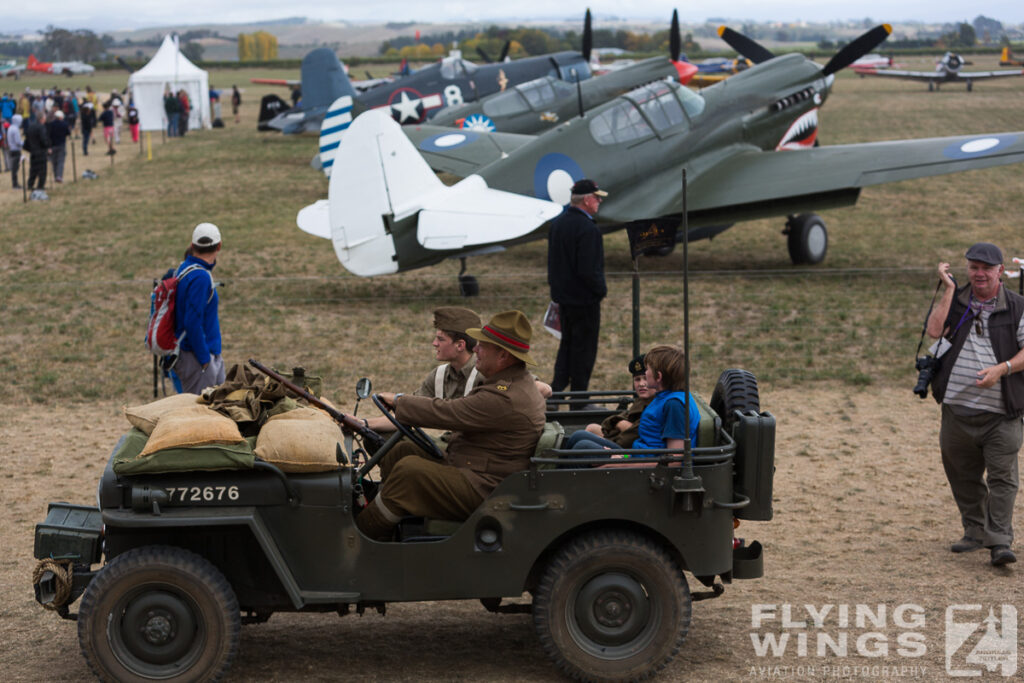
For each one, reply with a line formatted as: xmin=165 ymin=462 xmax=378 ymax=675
xmin=391 ymin=91 xmax=423 ymax=123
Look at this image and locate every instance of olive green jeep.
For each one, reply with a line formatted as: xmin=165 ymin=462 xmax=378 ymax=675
xmin=32 ymin=368 xmax=774 ymax=682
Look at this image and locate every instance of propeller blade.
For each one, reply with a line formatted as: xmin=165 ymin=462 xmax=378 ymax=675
xmin=499 ymin=40 xmax=511 ymax=62
xmin=582 ymin=8 xmax=592 ymax=62
xmin=476 ymin=47 xmax=492 ymax=63
xmin=822 ymin=24 xmax=892 ymax=76
xmin=717 ymin=26 xmax=775 ymax=64
xmin=670 ymin=9 xmax=681 ymax=62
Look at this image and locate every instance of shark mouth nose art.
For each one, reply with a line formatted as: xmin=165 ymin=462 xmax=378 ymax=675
xmin=777 ymin=108 xmax=819 ymax=150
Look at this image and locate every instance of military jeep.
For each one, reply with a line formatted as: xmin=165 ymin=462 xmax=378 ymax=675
xmin=32 ymin=368 xmax=774 ymax=682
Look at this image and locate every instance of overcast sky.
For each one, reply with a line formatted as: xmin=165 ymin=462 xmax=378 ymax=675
xmin=8 ymin=1 xmax=1023 ymax=34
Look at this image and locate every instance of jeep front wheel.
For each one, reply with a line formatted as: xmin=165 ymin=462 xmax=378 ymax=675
xmin=533 ymin=531 xmax=691 ymax=681
xmin=78 ymin=546 xmax=240 ymax=682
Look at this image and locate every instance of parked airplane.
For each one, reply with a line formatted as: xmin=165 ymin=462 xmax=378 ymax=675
xmin=853 ymin=51 xmax=1023 ymax=91
xmin=1 ymin=59 xmax=25 ymax=79
xmin=423 ymin=11 xmax=697 ymax=135
xmin=1001 ymin=46 xmax=1024 ymax=67
xmin=297 ymin=24 xmax=1024 ymax=282
xmin=687 ymin=56 xmax=753 ymax=87
xmin=851 ymin=53 xmax=893 ymax=69
xmin=263 ymin=11 xmax=597 ymax=135
xmin=26 ymin=54 xmax=95 ymax=77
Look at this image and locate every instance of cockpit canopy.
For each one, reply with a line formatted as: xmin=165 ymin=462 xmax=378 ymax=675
xmin=482 ymin=77 xmax=575 ymax=118
xmin=439 ymin=58 xmax=479 ymax=80
xmin=589 ymin=81 xmax=705 ymax=145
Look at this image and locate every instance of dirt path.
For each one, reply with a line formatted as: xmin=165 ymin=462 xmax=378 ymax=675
xmin=2 ymin=387 xmax=1021 ymax=681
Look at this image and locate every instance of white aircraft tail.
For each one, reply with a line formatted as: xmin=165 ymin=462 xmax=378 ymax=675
xmin=298 ymin=109 xmax=562 ymax=277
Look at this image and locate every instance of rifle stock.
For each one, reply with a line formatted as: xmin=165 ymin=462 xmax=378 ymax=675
xmin=247 ymin=358 xmax=384 ymax=450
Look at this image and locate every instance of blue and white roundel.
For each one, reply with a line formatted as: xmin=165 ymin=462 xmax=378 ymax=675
xmin=533 ymin=153 xmax=584 ymax=204
xmin=943 ymin=134 xmax=1018 ymax=160
xmin=419 ymin=131 xmax=480 ymax=153
xmin=461 ymin=114 xmax=496 ymax=132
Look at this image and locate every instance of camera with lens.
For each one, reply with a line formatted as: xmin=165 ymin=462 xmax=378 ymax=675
xmin=913 ymin=355 xmax=940 ymax=399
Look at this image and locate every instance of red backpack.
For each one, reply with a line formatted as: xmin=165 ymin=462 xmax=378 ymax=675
xmin=145 ymin=264 xmax=207 ymax=357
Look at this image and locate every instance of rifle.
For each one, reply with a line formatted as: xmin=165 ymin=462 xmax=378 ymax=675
xmin=247 ymin=358 xmax=385 ymax=451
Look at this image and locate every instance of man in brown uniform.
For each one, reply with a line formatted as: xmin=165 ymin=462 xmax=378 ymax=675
xmin=357 ymin=310 xmax=547 ymax=540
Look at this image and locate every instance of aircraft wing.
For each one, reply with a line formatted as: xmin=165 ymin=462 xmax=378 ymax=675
xmin=598 ymin=132 xmax=1024 ymax=225
xmin=251 ymin=78 xmax=300 ymax=87
xmin=854 ymin=67 xmax=1024 ymax=81
xmin=402 ymin=125 xmax=538 ymax=177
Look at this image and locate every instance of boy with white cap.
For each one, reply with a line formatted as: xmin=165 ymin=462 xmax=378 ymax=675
xmin=174 ymin=223 xmax=225 ymax=393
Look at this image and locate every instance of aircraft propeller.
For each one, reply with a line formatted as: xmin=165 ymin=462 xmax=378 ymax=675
xmin=719 ymin=23 xmax=892 ymax=76
xmin=716 ymin=26 xmax=775 ymax=64
xmin=821 ymin=24 xmax=892 ymax=76
xmin=582 ymin=8 xmax=593 ymax=62
xmin=670 ymin=9 xmax=681 ymax=62
xmin=477 ymin=40 xmax=511 ymax=64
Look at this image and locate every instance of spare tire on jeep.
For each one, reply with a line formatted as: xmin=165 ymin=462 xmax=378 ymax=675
xmin=710 ymin=369 xmax=759 ymax=432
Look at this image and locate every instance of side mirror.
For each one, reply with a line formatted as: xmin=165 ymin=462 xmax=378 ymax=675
xmin=355 ymin=377 xmax=372 ymax=399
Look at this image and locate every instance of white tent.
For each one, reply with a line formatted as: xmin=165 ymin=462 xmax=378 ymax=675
xmin=128 ymin=35 xmax=211 ymax=132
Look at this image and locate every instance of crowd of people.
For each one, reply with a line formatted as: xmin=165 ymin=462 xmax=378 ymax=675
xmin=162 ymin=87 xmax=192 ymax=137
xmin=1 ymin=85 xmax=141 ymax=191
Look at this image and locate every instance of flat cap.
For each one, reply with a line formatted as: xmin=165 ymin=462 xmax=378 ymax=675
xmin=965 ymin=242 xmax=1003 ymax=266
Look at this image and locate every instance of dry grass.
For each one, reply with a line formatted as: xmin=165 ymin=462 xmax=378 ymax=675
xmin=2 ymin=57 xmax=1024 ymax=406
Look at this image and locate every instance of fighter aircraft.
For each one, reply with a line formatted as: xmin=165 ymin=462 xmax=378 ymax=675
xmin=263 ymin=11 xmax=596 ymax=136
xmin=853 ymin=51 xmax=1024 ymax=91
xmin=687 ymin=56 xmax=753 ymax=87
xmin=297 ymin=23 xmax=1024 ymax=282
xmin=1 ymin=59 xmax=25 ymax=79
xmin=258 ymin=48 xmax=351 ymax=134
xmin=26 ymin=54 xmax=95 ymax=77
xmin=1000 ymin=47 xmax=1024 ymax=67
xmin=424 ymin=11 xmax=697 ymax=135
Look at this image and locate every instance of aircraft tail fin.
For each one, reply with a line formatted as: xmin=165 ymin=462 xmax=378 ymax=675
xmin=27 ymin=54 xmax=38 ymax=68
xmin=318 ymin=96 xmax=368 ymax=177
xmin=299 ymin=110 xmax=561 ymax=276
xmin=300 ymin=48 xmax=356 ymax=113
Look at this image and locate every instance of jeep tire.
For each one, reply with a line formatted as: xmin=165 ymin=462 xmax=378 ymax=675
xmin=710 ymin=368 xmax=760 ymax=432
xmin=78 ymin=546 xmax=240 ymax=682
xmin=533 ymin=531 xmax=691 ymax=681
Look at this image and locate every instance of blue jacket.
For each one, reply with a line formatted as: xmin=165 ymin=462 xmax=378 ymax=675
xmin=174 ymin=254 xmax=220 ymax=365
xmin=547 ymin=205 xmax=607 ymax=306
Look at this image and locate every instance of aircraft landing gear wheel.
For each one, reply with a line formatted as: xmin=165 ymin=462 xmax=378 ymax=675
xmin=928 ymin=82 xmax=935 ymax=92
xmin=533 ymin=531 xmax=691 ymax=681
xmin=457 ymin=257 xmax=479 ymax=297
xmin=785 ymin=213 xmax=827 ymax=265
xmin=78 ymin=546 xmax=240 ymax=682
xmin=966 ymin=80 xmax=973 ymax=92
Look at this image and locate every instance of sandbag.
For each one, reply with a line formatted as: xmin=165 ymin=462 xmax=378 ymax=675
xmin=254 ymin=407 xmax=342 ymax=473
xmin=124 ymin=393 xmax=201 ymax=435
xmin=140 ymin=404 xmax=247 ymax=456
xmin=112 ymin=427 xmax=254 ymax=476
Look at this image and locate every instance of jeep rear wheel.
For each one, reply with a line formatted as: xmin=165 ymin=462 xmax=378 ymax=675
xmin=78 ymin=546 xmax=239 ymax=682
xmin=533 ymin=531 xmax=691 ymax=681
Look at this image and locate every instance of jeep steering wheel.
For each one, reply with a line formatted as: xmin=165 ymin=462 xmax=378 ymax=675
xmin=371 ymin=394 xmax=445 ymax=461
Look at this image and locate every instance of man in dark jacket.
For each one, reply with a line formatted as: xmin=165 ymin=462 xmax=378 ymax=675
xmin=80 ymin=101 xmax=96 ymax=155
xmin=23 ymin=114 xmax=50 ymax=190
xmin=926 ymin=242 xmax=1024 ymax=566
xmin=547 ymin=178 xmax=608 ymax=402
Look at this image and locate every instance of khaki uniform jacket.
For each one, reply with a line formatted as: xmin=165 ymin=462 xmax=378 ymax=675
xmin=414 ymin=358 xmax=480 ymax=398
xmin=601 ymin=396 xmax=653 ymax=446
xmin=396 ymin=364 xmax=546 ymax=496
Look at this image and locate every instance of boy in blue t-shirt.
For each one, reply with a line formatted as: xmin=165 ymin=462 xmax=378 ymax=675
xmin=570 ymin=344 xmax=699 ymax=458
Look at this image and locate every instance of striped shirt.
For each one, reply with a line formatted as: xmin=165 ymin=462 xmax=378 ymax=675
xmin=944 ymin=302 xmax=1024 ymax=414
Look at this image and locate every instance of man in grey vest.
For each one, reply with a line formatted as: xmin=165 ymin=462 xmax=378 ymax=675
xmin=927 ymin=242 xmax=1024 ymax=566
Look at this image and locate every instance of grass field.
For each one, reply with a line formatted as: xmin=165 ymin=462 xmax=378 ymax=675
xmin=3 ymin=55 xmax=1024 ymax=406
